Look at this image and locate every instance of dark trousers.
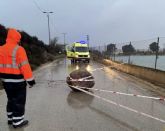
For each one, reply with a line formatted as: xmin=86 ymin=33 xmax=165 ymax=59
xmin=3 ymin=82 xmax=27 ymax=124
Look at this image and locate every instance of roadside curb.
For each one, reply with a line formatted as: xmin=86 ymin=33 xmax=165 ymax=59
xmin=92 ymin=55 xmax=165 ymax=96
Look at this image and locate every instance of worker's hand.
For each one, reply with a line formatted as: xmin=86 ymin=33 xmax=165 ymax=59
xmin=27 ymin=80 xmax=36 ymax=88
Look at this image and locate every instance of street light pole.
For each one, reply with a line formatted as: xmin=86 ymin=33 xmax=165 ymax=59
xmin=62 ymin=33 xmax=67 ymax=46
xmin=86 ymin=35 xmax=89 ymax=46
xmin=43 ymin=11 xmax=53 ymax=44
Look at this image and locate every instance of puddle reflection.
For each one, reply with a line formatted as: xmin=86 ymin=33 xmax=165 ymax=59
xmin=67 ymin=91 xmax=94 ymax=109
xmin=67 ymin=63 xmax=92 ymax=74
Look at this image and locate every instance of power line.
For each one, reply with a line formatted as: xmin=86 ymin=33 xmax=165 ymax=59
xmin=62 ymin=33 xmax=67 ymax=45
xmin=43 ymin=12 xmax=54 ymax=44
xmin=32 ymin=0 xmax=54 ymax=44
xmin=116 ymin=37 xmax=158 ymax=45
xmin=32 ymin=0 xmax=45 ymax=13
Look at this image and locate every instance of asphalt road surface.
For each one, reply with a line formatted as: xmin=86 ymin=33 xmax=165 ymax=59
xmin=0 ymin=59 xmax=165 ymax=131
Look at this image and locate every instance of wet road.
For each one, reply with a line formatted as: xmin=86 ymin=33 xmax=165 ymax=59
xmin=0 ymin=58 xmax=165 ymax=131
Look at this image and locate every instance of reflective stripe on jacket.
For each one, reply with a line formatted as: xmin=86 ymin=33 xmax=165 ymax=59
xmin=0 ymin=29 xmax=34 ymax=83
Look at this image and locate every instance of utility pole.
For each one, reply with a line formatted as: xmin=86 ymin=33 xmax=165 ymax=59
xmin=86 ymin=35 xmax=89 ymax=46
xmin=43 ymin=11 xmax=53 ymax=44
xmin=113 ymin=44 xmax=116 ymax=61
xmin=62 ymin=33 xmax=67 ymax=46
xmin=128 ymin=41 xmax=131 ymax=64
xmin=155 ymin=37 xmax=159 ymax=69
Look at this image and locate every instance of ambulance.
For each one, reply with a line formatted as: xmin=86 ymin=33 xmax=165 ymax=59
xmin=66 ymin=41 xmax=90 ymax=63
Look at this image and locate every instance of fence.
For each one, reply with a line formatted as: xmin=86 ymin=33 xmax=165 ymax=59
xmin=91 ymin=37 xmax=165 ymax=71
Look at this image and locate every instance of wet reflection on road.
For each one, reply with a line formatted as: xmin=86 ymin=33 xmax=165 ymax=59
xmin=67 ymin=91 xmax=94 ymax=109
xmin=1 ymin=58 xmax=165 ymax=131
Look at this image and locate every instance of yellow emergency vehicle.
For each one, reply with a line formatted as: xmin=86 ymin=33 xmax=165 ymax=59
xmin=66 ymin=41 xmax=90 ymax=63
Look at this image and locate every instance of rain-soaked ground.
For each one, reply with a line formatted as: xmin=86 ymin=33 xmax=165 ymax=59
xmin=0 ymin=58 xmax=165 ymax=131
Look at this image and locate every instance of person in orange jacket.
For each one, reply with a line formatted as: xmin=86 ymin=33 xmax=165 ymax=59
xmin=0 ymin=28 xmax=35 ymax=128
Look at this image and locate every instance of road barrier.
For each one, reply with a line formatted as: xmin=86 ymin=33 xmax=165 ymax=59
xmin=67 ymin=73 xmax=165 ymax=101
xmin=36 ymin=77 xmax=165 ymax=123
xmin=68 ymin=75 xmax=94 ymax=82
xmin=35 ymin=64 xmax=165 ymax=123
xmin=65 ymin=72 xmax=165 ymax=123
xmin=79 ymin=87 xmax=165 ymax=101
xmin=70 ymin=85 xmax=165 ymax=124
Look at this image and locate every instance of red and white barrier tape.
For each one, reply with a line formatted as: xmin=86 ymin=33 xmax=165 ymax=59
xmin=69 ymin=63 xmax=165 ymax=101
xmin=70 ymin=85 xmax=165 ymax=123
xmin=69 ymin=79 xmax=94 ymax=82
xmin=68 ymin=75 xmax=94 ymax=82
xmin=79 ymin=87 xmax=165 ymax=101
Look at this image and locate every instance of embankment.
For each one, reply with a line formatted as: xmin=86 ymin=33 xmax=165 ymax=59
xmin=93 ymin=56 xmax=165 ymax=88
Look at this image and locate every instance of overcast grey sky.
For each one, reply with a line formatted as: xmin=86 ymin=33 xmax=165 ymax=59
xmin=1 ymin=0 xmax=165 ymax=48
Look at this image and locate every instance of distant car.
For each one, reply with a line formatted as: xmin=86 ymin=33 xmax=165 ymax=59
xmin=66 ymin=41 xmax=90 ymax=63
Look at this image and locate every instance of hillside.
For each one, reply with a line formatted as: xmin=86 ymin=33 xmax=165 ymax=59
xmin=0 ymin=24 xmax=64 ymax=69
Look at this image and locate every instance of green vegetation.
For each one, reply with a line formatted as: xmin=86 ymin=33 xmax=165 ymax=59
xmin=122 ymin=43 xmax=135 ymax=55
xmin=0 ymin=24 xmax=64 ymax=70
xmin=107 ymin=43 xmax=116 ymax=55
xmin=149 ymin=42 xmax=159 ymax=52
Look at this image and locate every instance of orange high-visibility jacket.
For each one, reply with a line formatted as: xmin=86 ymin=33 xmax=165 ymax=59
xmin=0 ymin=29 xmax=34 ymax=83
